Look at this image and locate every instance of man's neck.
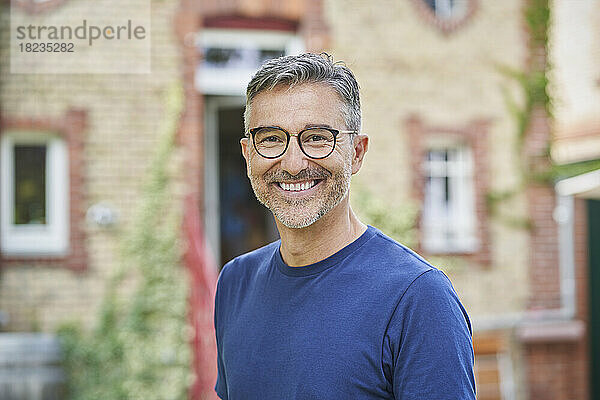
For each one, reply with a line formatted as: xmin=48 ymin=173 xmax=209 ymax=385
xmin=276 ymin=199 xmax=367 ymax=267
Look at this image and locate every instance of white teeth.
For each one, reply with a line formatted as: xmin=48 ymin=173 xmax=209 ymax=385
xmin=278 ymin=180 xmax=316 ymax=192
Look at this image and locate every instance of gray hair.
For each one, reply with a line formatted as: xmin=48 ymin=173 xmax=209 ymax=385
xmin=244 ymin=53 xmax=361 ymax=134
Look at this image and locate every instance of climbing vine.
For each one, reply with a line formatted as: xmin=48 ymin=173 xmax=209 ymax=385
xmin=489 ymin=0 xmax=551 ymax=228
xmin=58 ymin=83 xmax=192 ymax=400
xmin=351 ymin=185 xmax=418 ymax=249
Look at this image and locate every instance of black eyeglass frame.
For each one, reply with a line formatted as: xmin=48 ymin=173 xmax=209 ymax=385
xmin=247 ymin=126 xmax=357 ymax=160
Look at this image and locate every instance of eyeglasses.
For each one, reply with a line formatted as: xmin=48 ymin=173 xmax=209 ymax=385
xmin=247 ymin=126 xmax=357 ymax=159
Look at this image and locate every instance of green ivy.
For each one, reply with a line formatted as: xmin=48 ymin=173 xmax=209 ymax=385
xmin=493 ymin=0 xmax=552 ymax=228
xmin=351 ymin=185 xmax=417 ymax=249
xmin=499 ymin=0 xmax=551 ymax=147
xmin=500 ymin=0 xmax=550 ymax=144
xmin=500 ymin=67 xmax=550 ymax=147
xmin=58 ymin=83 xmax=192 ymax=400
xmin=525 ymin=0 xmax=550 ymax=47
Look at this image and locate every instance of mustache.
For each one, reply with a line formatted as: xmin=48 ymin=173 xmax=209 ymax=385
xmin=264 ymin=167 xmax=331 ymax=183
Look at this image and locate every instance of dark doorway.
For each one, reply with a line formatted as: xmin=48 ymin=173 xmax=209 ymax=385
xmin=208 ymin=98 xmax=278 ymax=266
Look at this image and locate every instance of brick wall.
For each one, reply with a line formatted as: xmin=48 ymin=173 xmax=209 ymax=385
xmin=525 ymin=183 xmax=561 ymax=311
xmin=519 ymin=0 xmax=590 ymax=394
xmin=325 ymin=0 xmax=530 ymax=317
xmin=524 ymin=341 xmax=587 ymax=400
xmin=520 ymin=196 xmax=590 ymax=400
xmin=0 ymin=0 xmax=183 ymax=331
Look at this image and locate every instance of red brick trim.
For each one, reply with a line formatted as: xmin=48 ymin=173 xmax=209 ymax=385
xmin=174 ymin=1 xmax=204 ymax=214
xmin=0 ymin=109 xmax=88 ymax=272
xmin=406 ymin=114 xmax=491 ymax=266
xmin=525 ymin=184 xmax=561 ymax=310
xmin=409 ymin=0 xmax=478 ymax=36
xmin=203 ymin=15 xmax=298 ymax=32
xmin=12 ymin=0 xmax=68 ymax=15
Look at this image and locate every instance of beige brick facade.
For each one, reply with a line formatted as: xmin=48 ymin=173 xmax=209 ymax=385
xmin=1 ymin=0 xmax=593 ymax=399
xmin=0 ymin=0 xmax=532 ymax=334
xmin=0 ymin=0 xmax=183 ymax=331
xmin=326 ymin=0 xmax=530 ymax=319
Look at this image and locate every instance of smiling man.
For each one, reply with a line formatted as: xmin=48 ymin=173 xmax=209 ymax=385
xmin=214 ymin=53 xmax=476 ymax=399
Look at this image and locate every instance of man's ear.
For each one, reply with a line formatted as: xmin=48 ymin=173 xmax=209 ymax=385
xmin=351 ymin=134 xmax=369 ymax=175
xmin=240 ymin=137 xmax=251 ymax=176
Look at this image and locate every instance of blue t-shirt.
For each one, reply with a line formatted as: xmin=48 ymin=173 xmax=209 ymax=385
xmin=214 ymin=226 xmax=476 ymax=399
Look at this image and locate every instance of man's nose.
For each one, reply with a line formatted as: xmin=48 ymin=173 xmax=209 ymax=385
xmin=280 ymin=136 xmax=309 ymax=176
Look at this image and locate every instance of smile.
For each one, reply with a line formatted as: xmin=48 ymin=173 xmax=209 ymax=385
xmin=277 ymin=180 xmax=319 ymax=192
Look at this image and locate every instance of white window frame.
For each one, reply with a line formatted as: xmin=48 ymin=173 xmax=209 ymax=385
xmin=429 ymin=0 xmax=469 ymax=19
xmin=422 ymin=143 xmax=478 ymax=253
xmin=0 ymin=131 xmax=69 ymax=256
xmin=196 ymin=28 xmax=304 ymax=96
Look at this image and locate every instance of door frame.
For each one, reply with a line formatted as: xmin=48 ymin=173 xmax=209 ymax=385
xmin=204 ymin=95 xmax=246 ymax=267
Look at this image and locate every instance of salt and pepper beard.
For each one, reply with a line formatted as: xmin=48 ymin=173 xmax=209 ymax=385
xmin=247 ymin=151 xmax=353 ymax=229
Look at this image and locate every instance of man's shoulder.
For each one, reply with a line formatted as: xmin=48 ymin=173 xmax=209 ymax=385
xmin=359 ymin=226 xmax=435 ymax=277
xmin=219 ymin=240 xmax=280 ymax=282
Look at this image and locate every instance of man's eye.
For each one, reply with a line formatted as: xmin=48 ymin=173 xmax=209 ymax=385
xmin=303 ymin=134 xmax=328 ymax=143
xmin=259 ymin=135 xmax=284 ymax=143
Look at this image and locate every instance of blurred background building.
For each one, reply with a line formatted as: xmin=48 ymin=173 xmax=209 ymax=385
xmin=1 ymin=0 xmax=599 ymax=399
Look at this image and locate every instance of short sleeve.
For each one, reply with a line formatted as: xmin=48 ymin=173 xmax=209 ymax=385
xmin=214 ymin=267 xmax=229 ymax=399
xmin=215 ymin=348 xmax=227 ymax=399
xmin=383 ymin=269 xmax=476 ymax=399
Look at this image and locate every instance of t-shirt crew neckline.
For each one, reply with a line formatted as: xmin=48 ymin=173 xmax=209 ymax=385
xmin=274 ymin=225 xmax=378 ymax=277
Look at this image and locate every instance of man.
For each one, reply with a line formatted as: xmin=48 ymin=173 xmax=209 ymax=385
xmin=214 ymin=53 xmax=476 ymax=399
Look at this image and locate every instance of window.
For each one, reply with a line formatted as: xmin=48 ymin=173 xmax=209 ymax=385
xmin=204 ymin=47 xmax=285 ymax=69
xmin=0 ymin=132 xmax=69 ymax=256
xmin=422 ymin=145 xmax=477 ymax=253
xmin=411 ymin=0 xmax=477 ymax=35
xmin=196 ymin=28 xmax=303 ymax=95
xmin=421 ymin=0 xmax=469 ymax=20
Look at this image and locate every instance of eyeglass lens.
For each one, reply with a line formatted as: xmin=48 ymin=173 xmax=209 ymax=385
xmin=253 ymin=127 xmax=335 ymax=159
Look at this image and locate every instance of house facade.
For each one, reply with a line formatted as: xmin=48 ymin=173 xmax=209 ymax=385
xmin=550 ymin=0 xmax=600 ymax=399
xmin=0 ymin=0 xmax=594 ymax=399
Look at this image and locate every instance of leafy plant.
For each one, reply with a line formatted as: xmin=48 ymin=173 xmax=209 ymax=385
xmin=58 ymin=83 xmax=192 ymax=400
xmin=493 ymin=0 xmax=556 ymax=227
xmin=351 ymin=184 xmax=417 ymax=248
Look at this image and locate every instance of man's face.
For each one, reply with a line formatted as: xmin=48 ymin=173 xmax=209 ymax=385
xmin=241 ymin=83 xmax=355 ymax=229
